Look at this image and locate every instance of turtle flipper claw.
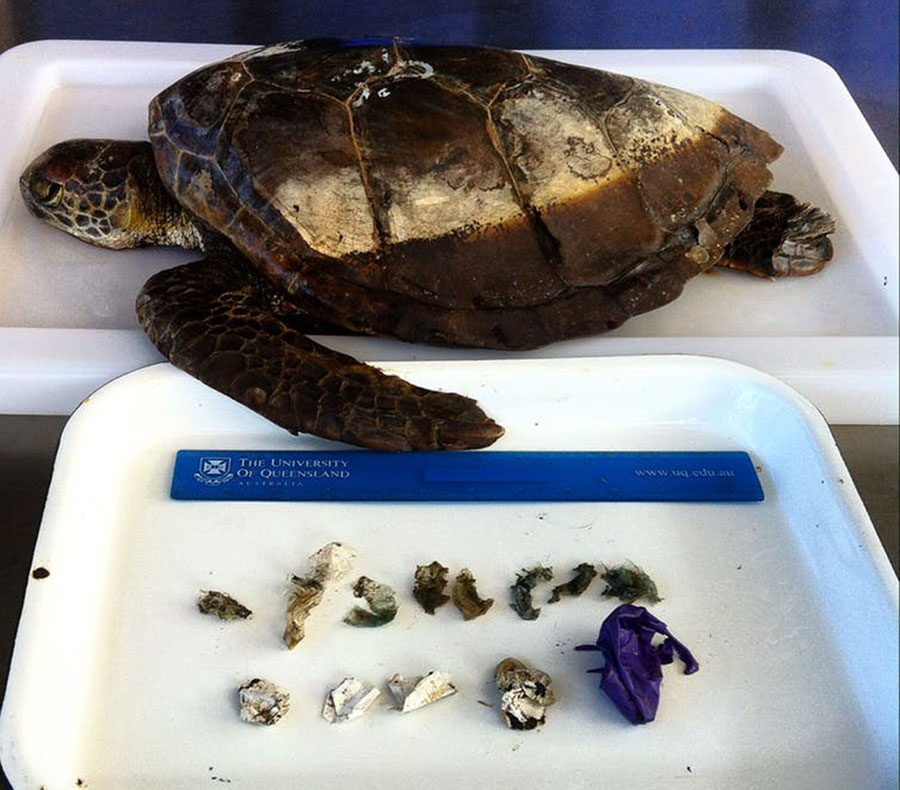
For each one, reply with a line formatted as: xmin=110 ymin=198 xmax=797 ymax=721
xmin=719 ymin=190 xmax=836 ymax=278
xmin=136 ymin=258 xmax=503 ymax=451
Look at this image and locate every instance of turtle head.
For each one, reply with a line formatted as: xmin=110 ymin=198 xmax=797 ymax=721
xmin=20 ymin=139 xmax=193 ymax=250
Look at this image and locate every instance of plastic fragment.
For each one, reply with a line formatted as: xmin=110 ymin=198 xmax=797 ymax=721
xmin=548 ymin=563 xmax=597 ymax=603
xmin=198 ymin=590 xmax=252 ymax=620
xmin=344 ymin=576 xmax=399 ymax=627
xmin=510 ymin=565 xmax=554 ymax=620
xmin=451 ymin=568 xmax=494 ymax=620
xmin=413 ymin=561 xmax=450 ymax=614
xmin=308 ymin=541 xmax=356 ymax=584
xmin=575 ymin=604 xmax=699 ymax=725
xmin=283 ymin=578 xmax=324 ymax=648
xmin=283 ymin=541 xmax=356 ymax=648
xmin=322 ymin=677 xmax=381 ymax=723
xmin=238 ymin=678 xmax=290 ymax=725
xmin=600 ymin=562 xmax=661 ymax=604
xmin=387 ymin=671 xmax=457 ymax=712
xmin=495 ymin=657 xmax=555 ymax=730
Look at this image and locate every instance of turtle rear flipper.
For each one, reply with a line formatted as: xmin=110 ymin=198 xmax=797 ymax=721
xmin=719 ymin=190 xmax=835 ymax=277
xmin=136 ymin=258 xmax=503 ymax=451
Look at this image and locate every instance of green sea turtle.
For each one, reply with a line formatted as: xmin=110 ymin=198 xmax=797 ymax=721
xmin=19 ymin=40 xmax=835 ymax=451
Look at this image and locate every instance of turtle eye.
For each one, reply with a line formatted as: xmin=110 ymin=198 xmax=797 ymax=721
xmin=31 ymin=176 xmax=62 ymax=205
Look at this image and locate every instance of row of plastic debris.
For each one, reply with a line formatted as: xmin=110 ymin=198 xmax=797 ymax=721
xmin=199 ymin=544 xmax=662 ymax=645
xmin=237 ymin=604 xmax=699 ymax=729
xmin=238 ymin=658 xmax=555 ymax=729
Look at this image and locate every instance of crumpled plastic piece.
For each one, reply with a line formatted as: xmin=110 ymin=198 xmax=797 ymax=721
xmin=509 ymin=565 xmax=554 ymax=620
xmin=322 ymin=677 xmax=381 ymax=723
xmin=575 ymin=604 xmax=699 ymax=725
xmin=283 ymin=542 xmax=356 ymax=648
xmin=198 ymin=590 xmax=252 ymax=620
xmin=413 ymin=561 xmax=451 ymax=614
xmin=344 ymin=576 xmax=399 ymax=627
xmin=548 ymin=563 xmax=597 ymax=603
xmin=238 ymin=678 xmax=291 ymax=725
xmin=495 ymin=657 xmax=555 ymax=730
xmin=387 ymin=671 xmax=457 ymax=712
xmin=451 ymin=568 xmax=494 ymax=620
xmin=599 ymin=562 xmax=661 ymax=604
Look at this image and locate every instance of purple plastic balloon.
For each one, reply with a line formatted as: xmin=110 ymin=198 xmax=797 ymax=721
xmin=575 ymin=604 xmax=699 ymax=725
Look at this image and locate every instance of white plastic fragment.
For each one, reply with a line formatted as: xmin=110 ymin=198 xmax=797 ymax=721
xmin=284 ymin=542 xmax=356 ymax=648
xmin=322 ymin=677 xmax=381 ymax=723
xmin=387 ymin=671 xmax=457 ymax=713
xmin=238 ymin=678 xmax=291 ymax=725
xmin=308 ymin=541 xmax=356 ymax=584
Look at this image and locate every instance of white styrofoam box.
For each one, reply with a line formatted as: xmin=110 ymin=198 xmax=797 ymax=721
xmin=0 ymin=356 xmax=896 ymax=788
xmin=0 ymin=42 xmax=896 ymax=421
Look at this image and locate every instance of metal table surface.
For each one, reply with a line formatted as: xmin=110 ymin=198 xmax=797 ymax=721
xmin=0 ymin=1 xmax=897 ymax=787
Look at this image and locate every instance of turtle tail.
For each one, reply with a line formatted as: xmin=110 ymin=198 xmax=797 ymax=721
xmin=136 ymin=257 xmax=504 ymax=451
xmin=719 ymin=190 xmax=836 ymax=277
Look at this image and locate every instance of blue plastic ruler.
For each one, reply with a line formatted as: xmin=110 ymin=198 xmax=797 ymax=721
xmin=170 ymin=450 xmax=763 ymax=502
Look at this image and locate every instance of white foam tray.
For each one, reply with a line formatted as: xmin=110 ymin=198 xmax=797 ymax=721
xmin=1 ymin=356 xmax=897 ymax=789
xmin=0 ymin=42 xmax=897 ymax=423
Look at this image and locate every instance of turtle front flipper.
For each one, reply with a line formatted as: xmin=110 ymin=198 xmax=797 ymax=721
xmin=136 ymin=258 xmax=503 ymax=451
xmin=718 ymin=190 xmax=836 ymax=277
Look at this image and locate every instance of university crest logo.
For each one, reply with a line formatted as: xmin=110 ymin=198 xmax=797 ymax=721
xmin=194 ymin=456 xmax=234 ymax=485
